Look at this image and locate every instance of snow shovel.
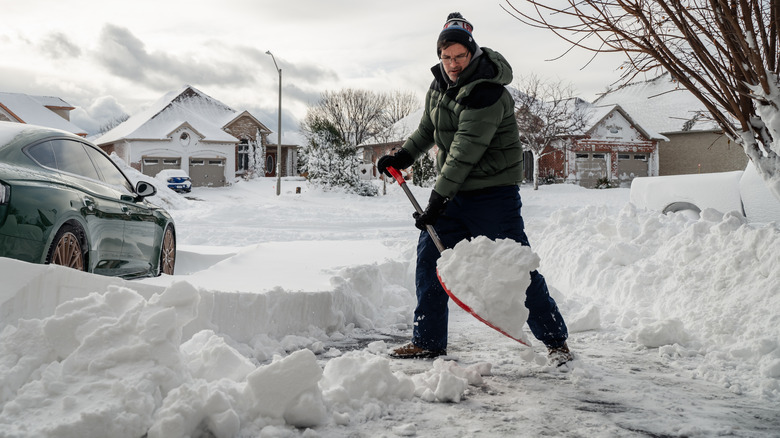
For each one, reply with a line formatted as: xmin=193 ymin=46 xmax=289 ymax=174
xmin=386 ymin=166 xmax=530 ymax=346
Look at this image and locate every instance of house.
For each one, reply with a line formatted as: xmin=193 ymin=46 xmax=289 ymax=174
xmin=535 ymin=102 xmax=666 ymax=188
xmin=0 ymin=92 xmax=87 ymax=136
xmin=95 ymin=85 xmax=297 ymax=187
xmin=593 ymin=73 xmax=748 ymax=175
xmin=358 ymin=108 xmax=426 ymax=180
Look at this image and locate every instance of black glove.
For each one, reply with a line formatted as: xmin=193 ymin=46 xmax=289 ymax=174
xmin=377 ymin=148 xmax=414 ymax=177
xmin=413 ymin=190 xmax=448 ymax=231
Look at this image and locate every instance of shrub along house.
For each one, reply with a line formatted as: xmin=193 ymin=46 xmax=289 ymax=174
xmin=95 ymin=85 xmax=295 ymax=187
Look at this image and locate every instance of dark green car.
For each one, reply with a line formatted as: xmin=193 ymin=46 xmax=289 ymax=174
xmin=0 ymin=121 xmax=176 ymax=278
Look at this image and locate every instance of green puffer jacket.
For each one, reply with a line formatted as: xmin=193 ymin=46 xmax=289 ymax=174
xmin=401 ymin=47 xmax=522 ymax=199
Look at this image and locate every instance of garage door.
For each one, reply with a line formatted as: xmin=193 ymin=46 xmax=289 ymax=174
xmin=617 ymin=153 xmax=648 ymax=182
xmin=575 ymin=153 xmax=608 ymax=188
xmin=142 ymin=157 xmax=181 ymax=178
xmin=189 ymin=158 xmax=226 ymax=187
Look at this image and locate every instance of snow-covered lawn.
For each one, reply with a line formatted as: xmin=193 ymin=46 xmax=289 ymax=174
xmin=1 ymin=177 xmax=778 ymax=437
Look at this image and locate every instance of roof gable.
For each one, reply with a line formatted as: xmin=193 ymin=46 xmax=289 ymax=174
xmin=95 ymin=85 xmax=241 ymax=145
xmin=585 ymin=104 xmax=666 ymax=141
xmin=0 ymin=92 xmax=86 ymax=136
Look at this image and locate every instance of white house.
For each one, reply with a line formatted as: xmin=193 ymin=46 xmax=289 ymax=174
xmin=95 ymin=85 xmax=293 ymax=187
xmin=0 ymin=92 xmax=87 ymax=136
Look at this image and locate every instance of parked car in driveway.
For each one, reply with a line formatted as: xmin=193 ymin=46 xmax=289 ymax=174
xmin=0 ymin=121 xmax=176 ymax=278
xmin=630 ymin=162 xmax=780 ymax=223
xmin=156 ymin=169 xmax=192 ymax=193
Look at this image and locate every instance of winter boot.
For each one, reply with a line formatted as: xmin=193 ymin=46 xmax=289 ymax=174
xmin=547 ymin=342 xmax=573 ymax=366
xmin=390 ymin=342 xmax=446 ymax=359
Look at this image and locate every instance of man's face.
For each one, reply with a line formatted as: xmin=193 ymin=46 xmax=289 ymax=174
xmin=440 ymin=43 xmax=472 ymax=82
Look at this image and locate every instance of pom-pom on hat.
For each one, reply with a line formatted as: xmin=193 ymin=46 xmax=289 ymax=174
xmin=437 ymin=12 xmax=478 ymax=56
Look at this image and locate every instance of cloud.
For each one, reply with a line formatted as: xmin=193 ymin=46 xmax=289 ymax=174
xmin=93 ymin=24 xmax=257 ymax=91
xmin=70 ymin=95 xmax=129 ymax=136
xmin=39 ymin=32 xmax=82 ymax=59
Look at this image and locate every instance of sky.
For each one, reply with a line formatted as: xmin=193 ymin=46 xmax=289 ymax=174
xmin=0 ymin=0 xmax=628 ymax=141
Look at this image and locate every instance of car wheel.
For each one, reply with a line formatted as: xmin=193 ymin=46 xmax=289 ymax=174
xmin=46 ymin=223 xmax=86 ymax=271
xmin=159 ymin=224 xmax=176 ymax=275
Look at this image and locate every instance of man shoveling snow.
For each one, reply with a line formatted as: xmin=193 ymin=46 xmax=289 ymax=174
xmin=377 ymin=11 xmax=572 ymax=365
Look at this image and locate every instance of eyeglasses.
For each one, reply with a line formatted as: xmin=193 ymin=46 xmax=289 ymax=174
xmin=440 ymin=52 xmax=469 ymax=64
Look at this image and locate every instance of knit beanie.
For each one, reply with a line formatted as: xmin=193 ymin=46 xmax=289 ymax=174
xmin=437 ymin=12 xmax=478 ymax=56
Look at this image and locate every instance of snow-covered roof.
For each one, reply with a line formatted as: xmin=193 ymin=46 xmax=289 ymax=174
xmin=0 ymin=92 xmax=86 ymax=136
xmin=584 ymin=103 xmax=667 ymax=141
xmin=593 ymin=73 xmax=720 ymax=134
xmin=95 ymin=85 xmax=244 ymax=145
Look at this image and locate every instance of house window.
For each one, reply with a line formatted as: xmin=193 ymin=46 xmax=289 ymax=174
xmin=163 ymin=159 xmax=178 ymax=165
xmin=144 ymin=158 xmax=159 ymax=165
xmin=575 ymin=153 xmax=589 ymax=159
xmin=592 ymin=154 xmax=606 ymax=159
xmin=266 ymin=155 xmax=275 ymax=174
xmin=180 ymin=132 xmax=191 ymax=146
xmin=618 ymin=154 xmax=630 ymax=160
xmin=238 ymin=140 xmax=249 ymax=171
xmin=634 ymin=154 xmax=648 ymax=161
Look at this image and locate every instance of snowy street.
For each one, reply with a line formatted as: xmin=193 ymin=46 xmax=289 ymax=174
xmin=1 ymin=176 xmax=779 ymax=437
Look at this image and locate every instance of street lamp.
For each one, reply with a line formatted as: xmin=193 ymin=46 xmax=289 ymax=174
xmin=266 ymin=50 xmax=282 ymax=196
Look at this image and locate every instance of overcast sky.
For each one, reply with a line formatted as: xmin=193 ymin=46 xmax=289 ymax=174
xmin=1 ymin=0 xmax=628 ymax=142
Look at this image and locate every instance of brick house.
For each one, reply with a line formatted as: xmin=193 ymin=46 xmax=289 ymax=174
xmin=95 ymin=85 xmax=297 ymax=187
xmin=529 ymin=104 xmax=665 ymax=188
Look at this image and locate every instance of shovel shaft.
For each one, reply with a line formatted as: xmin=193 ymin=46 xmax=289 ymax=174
xmin=387 ymin=167 xmax=446 ymax=253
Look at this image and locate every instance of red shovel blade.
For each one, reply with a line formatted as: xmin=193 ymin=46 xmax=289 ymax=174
xmin=437 ymin=269 xmax=530 ymax=346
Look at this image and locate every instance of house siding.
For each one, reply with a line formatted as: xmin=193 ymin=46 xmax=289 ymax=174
xmin=659 ymin=131 xmax=747 ymax=176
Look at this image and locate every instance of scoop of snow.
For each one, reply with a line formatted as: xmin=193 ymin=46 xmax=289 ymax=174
xmin=436 ymin=236 xmax=539 ymax=344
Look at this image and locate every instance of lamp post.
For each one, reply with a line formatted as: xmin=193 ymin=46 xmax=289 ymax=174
xmin=266 ymin=50 xmax=282 ymax=196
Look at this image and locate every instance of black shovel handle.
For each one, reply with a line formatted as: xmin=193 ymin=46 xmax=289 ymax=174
xmin=387 ymin=166 xmax=446 ymax=253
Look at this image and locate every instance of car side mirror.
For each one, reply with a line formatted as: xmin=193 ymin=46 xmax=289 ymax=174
xmin=135 ymin=180 xmax=157 ymax=199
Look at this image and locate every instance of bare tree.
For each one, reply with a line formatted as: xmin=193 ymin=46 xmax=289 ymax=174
xmin=383 ymin=91 xmax=421 ymax=127
xmin=503 ymin=0 xmax=780 ymax=199
xmin=302 ymin=89 xmax=421 ymax=147
xmin=513 ymin=75 xmax=589 ymax=190
xmin=302 ymin=89 xmax=389 ymax=148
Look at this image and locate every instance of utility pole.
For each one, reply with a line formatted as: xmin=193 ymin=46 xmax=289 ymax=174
xmin=266 ymin=51 xmax=282 ymax=196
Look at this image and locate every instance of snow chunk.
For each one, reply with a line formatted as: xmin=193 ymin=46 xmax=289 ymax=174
xmin=410 ymin=359 xmax=491 ymax=403
xmin=437 ymin=236 xmax=538 ymax=343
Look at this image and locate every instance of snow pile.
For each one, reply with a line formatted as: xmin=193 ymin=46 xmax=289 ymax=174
xmin=0 ymin=280 xmax=491 ymax=437
xmin=437 ymin=236 xmax=539 ymax=344
xmin=0 ymin=283 xmax=200 ymax=438
xmin=410 ymin=358 xmax=492 ymax=403
xmin=535 ymin=203 xmax=780 ymax=397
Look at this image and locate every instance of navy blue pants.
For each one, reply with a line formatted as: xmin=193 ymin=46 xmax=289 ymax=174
xmin=411 ymin=185 xmax=568 ymax=351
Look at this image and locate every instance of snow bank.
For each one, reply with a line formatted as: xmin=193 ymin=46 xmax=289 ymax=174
xmin=0 ymin=282 xmax=491 ymax=437
xmin=534 ymin=203 xmax=780 ymax=397
xmin=437 ymin=236 xmax=538 ymax=344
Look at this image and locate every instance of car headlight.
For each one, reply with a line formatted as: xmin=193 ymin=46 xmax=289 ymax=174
xmin=0 ymin=183 xmax=9 ymax=205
